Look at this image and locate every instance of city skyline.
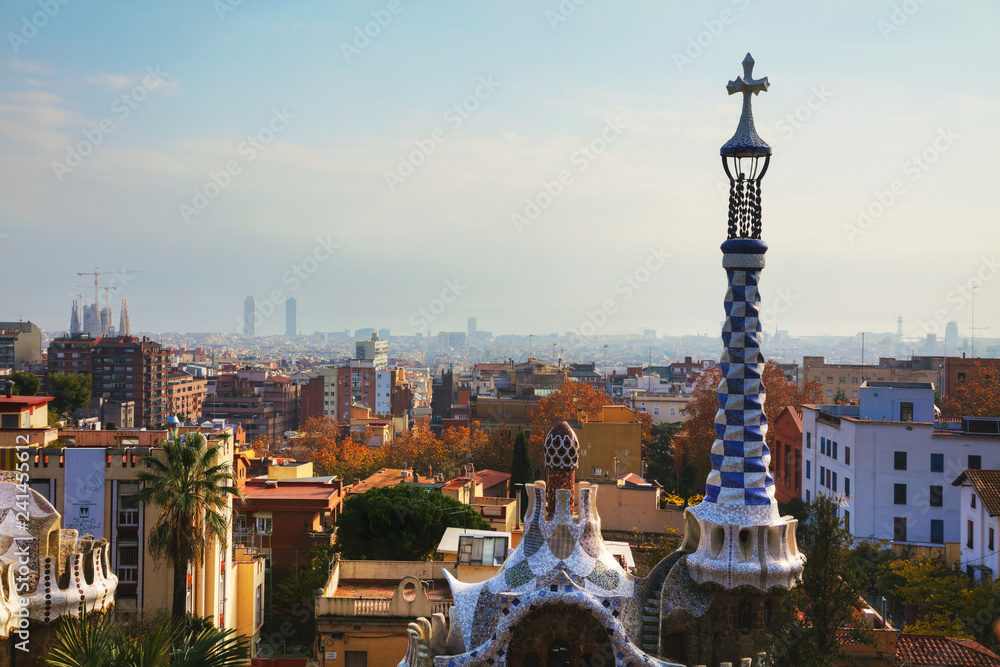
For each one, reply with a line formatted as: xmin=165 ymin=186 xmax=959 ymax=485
xmin=0 ymin=2 xmax=997 ymax=339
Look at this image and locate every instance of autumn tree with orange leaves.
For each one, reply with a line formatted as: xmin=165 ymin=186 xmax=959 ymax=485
xmin=676 ymin=361 xmax=822 ymax=495
xmin=942 ymin=361 xmax=1000 ymax=419
xmin=528 ymin=381 xmax=612 ymax=468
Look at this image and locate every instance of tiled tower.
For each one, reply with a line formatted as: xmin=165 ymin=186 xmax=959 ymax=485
xmin=683 ymin=52 xmax=804 ymax=592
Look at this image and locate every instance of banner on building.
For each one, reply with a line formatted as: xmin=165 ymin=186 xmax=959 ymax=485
xmin=64 ymin=448 xmax=106 ymax=538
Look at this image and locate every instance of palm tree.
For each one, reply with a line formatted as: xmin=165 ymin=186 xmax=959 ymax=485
xmin=136 ymin=432 xmax=243 ymax=618
xmin=46 ymin=610 xmax=249 ymax=667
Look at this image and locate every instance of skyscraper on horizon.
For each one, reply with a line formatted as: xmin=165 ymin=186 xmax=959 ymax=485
xmin=244 ymin=296 xmax=255 ymax=336
xmin=286 ymin=297 xmax=297 ymax=337
xmin=467 ymin=316 xmax=477 ymax=342
xmin=69 ymin=299 xmax=81 ymax=334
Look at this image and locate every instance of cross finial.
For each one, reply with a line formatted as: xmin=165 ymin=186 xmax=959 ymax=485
xmin=726 ymin=53 xmax=769 ymax=98
xmin=720 ymin=52 xmax=771 ymax=157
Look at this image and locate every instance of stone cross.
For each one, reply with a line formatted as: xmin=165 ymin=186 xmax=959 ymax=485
xmin=726 ymin=52 xmax=769 ymax=99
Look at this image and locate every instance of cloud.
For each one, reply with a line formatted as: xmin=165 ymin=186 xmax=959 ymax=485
xmin=3 ymin=58 xmax=53 ymax=75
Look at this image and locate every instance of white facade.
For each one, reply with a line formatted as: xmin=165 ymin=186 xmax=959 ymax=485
xmin=954 ymin=472 xmax=1000 ymax=581
xmin=375 ymin=370 xmax=392 ymax=415
xmin=801 ymin=393 xmax=1000 ymax=547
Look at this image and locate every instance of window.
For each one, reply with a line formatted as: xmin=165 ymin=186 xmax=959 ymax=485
xmin=256 ymin=517 xmax=272 ymax=534
xmin=826 ymin=390 xmax=833 ymax=398
xmin=806 ymin=461 xmax=811 ymax=479
xmin=845 ymin=477 xmax=851 ymax=496
xmin=900 ymin=402 xmax=914 ymax=422
xmin=839 ymin=377 xmax=846 ymax=384
xmin=931 ymin=520 xmax=944 ymax=545
xmin=457 ymin=534 xmax=508 ymax=566
xmin=827 ymin=377 xmax=833 ymax=384
xmin=894 ymin=484 xmax=907 ymax=505
xmin=827 ymin=468 xmax=832 ymax=488
xmin=845 ymin=446 xmax=851 ymax=465
xmin=958 ymin=372 xmax=967 ymax=382
xmin=894 ymin=517 xmax=907 ymax=541
xmin=820 ymin=466 xmax=826 ymax=487
xmin=255 ymin=584 xmax=263 ymax=627
xmin=832 ymin=441 xmax=838 ymax=460
xmin=820 ymin=437 xmax=826 ymax=455
xmin=970 ymin=455 xmax=982 ymax=470
xmin=117 ymin=541 xmax=138 ymax=583
xmin=972 ymin=494 xmax=977 ymax=509
xmin=592 ymin=466 xmax=602 ymax=477
xmin=806 ymin=433 xmax=811 ymax=449
xmin=894 ymin=452 xmax=907 ymax=470
xmin=930 ymin=486 xmax=943 ymax=507
xmin=118 ymin=489 xmax=139 ymax=527
xmin=968 ymin=520 xmax=975 ymax=549
xmin=991 ymin=528 xmax=996 ymax=551
xmin=806 ymin=490 xmax=810 ymax=503
xmin=345 ymin=652 xmax=368 ymax=667
xmin=0 ymin=414 xmax=18 ymax=428
xmin=931 ymin=453 xmax=944 ymax=472
xmin=832 ymin=472 xmax=838 ymax=493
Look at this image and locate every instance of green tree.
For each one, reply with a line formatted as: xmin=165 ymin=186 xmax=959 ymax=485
xmin=336 ymin=485 xmax=489 ymax=561
xmin=46 ymin=610 xmax=249 ymax=666
xmin=48 ymin=372 xmax=92 ymax=415
xmin=9 ymin=370 xmax=39 ymax=396
xmin=136 ymin=433 xmax=242 ymax=618
xmin=510 ymin=431 xmax=532 ymax=518
xmin=770 ymin=495 xmax=874 ymax=667
xmin=644 ymin=422 xmax=681 ymax=490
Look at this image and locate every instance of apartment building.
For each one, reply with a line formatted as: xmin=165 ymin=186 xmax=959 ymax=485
xmin=167 ymin=370 xmax=207 ymax=423
xmin=801 ymin=381 xmax=1000 ymax=548
xmin=801 ymin=356 xmax=943 ymax=404
xmin=0 ymin=320 xmax=41 ymax=371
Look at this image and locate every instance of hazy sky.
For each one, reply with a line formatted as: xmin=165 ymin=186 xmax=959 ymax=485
xmin=1 ymin=1 xmax=997 ymax=340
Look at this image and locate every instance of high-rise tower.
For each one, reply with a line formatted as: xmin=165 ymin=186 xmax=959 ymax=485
xmin=244 ymin=296 xmax=256 ymax=336
xmin=286 ymin=297 xmax=297 ymax=337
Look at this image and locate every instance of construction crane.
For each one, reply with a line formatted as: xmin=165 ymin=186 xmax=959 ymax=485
xmin=76 ymin=268 xmax=142 ymax=307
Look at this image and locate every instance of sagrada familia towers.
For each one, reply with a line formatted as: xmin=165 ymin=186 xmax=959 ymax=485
xmin=399 ymin=53 xmax=804 ymax=667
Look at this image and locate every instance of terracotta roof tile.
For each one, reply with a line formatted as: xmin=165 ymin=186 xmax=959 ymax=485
xmin=954 ymin=470 xmax=1000 ymax=517
xmin=897 ymin=634 xmax=1000 ymax=666
xmin=474 ymin=469 xmax=511 ymax=490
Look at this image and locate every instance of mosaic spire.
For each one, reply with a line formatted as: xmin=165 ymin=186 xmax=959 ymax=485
xmin=685 ymin=54 xmax=803 ymax=591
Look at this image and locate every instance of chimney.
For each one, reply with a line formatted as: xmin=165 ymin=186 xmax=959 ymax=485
xmin=2 ymin=380 xmax=12 ymax=398
xmin=428 ymin=465 xmax=432 ymax=479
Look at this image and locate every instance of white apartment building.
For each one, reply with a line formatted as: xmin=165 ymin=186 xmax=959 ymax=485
xmin=623 ymin=390 xmax=690 ymax=424
xmin=953 ymin=470 xmax=1000 ymax=581
xmin=801 ymin=381 xmax=1000 ymax=547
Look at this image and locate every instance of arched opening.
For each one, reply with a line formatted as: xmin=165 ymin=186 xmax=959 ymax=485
xmin=509 ymin=605 xmax=611 ymax=667
xmin=548 ymin=640 xmax=571 ymax=667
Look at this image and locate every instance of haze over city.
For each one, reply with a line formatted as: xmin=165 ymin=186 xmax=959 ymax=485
xmin=1 ymin=1 xmax=997 ymax=339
